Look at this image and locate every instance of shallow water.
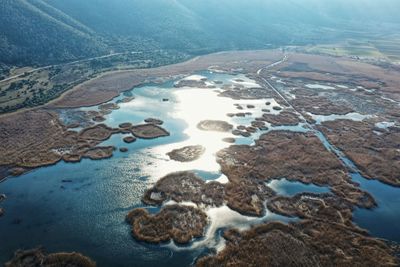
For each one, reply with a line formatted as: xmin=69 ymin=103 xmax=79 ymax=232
xmin=0 ymin=71 xmax=398 ymax=266
xmin=375 ymin=121 xmax=396 ymax=129
xmin=305 ymin=83 xmax=335 ymax=90
xmin=309 ymin=112 xmax=371 ymax=124
xmin=315 ymin=130 xmax=400 ymax=242
xmin=352 ymin=173 xmax=400 ymax=242
xmin=0 ymin=72 xmax=290 ymax=266
xmin=167 ymin=203 xmax=295 ymax=252
xmin=267 ymin=178 xmax=330 ymax=196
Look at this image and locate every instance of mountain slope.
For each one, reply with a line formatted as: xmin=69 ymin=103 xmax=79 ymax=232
xmin=1 ymin=0 xmax=400 ymax=68
xmin=43 ymin=0 xmax=400 ymax=51
xmin=0 ymin=0 xmax=106 ymax=67
xmin=43 ymin=0 xmax=329 ymax=52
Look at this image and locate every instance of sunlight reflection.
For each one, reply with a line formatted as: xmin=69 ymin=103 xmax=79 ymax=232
xmin=143 ymin=80 xmax=282 ymax=180
xmin=165 ymin=203 xmax=294 ymax=252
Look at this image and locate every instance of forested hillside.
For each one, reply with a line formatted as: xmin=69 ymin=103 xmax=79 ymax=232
xmin=0 ymin=0 xmax=106 ymax=67
xmin=1 ymin=0 xmax=400 ymax=70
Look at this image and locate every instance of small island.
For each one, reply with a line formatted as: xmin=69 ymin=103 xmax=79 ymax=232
xmin=197 ymin=120 xmax=233 ymax=132
xmin=167 ymin=145 xmax=205 ymax=162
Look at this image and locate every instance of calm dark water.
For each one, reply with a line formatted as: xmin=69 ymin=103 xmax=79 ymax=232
xmin=267 ymin=178 xmax=330 ymax=196
xmin=352 ymin=173 xmax=400 ymax=242
xmin=316 ymin=131 xmax=400 ymax=242
xmin=0 ymin=72 xmax=282 ymax=266
xmin=0 ymin=72 xmax=399 ymax=266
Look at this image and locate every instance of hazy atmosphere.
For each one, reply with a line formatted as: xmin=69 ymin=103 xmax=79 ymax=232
xmin=0 ymin=0 xmax=399 ymax=266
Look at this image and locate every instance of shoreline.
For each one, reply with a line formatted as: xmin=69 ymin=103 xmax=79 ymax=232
xmin=2 ymin=47 xmax=399 ymax=118
xmin=0 ymin=49 xmax=399 ymax=266
xmin=0 ymin=49 xmax=285 ymax=115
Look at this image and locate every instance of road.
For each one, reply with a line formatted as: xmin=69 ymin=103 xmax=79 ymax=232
xmin=256 ymin=54 xmax=361 ymax=172
xmin=0 ymin=51 xmax=140 ymax=83
xmin=256 ymin=54 xmax=304 ymax=114
xmin=256 ymin=53 xmax=321 ymax=128
xmin=257 ymin=54 xmax=287 ymax=75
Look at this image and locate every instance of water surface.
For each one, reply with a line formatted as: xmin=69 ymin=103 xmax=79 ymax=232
xmin=1 ymin=71 xmax=398 ymax=266
xmin=0 ymin=72 xmax=289 ymax=266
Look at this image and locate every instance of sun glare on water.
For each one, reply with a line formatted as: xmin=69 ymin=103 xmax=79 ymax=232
xmin=142 ymin=74 xmax=280 ymax=181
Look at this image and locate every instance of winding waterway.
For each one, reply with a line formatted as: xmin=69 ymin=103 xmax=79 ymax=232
xmin=0 ymin=71 xmax=398 ymax=266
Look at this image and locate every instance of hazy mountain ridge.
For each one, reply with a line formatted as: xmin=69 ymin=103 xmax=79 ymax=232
xmin=0 ymin=0 xmax=106 ymax=67
xmin=27 ymin=0 xmax=96 ymax=35
xmin=1 ymin=0 xmax=400 ymax=69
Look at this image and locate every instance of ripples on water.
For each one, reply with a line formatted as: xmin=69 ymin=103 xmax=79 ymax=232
xmin=0 ymin=71 xmax=398 ymax=266
xmin=0 ymin=72 xmax=287 ymax=266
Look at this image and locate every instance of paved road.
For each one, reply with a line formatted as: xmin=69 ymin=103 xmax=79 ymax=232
xmin=256 ymin=54 xmax=361 ymax=172
xmin=257 ymin=54 xmax=287 ymax=75
xmin=256 ymin=54 xmax=302 ymax=113
xmin=0 ymin=51 xmax=140 ymax=83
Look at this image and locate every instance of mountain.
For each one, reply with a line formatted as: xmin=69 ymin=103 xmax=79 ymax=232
xmin=0 ymin=0 xmax=106 ymax=67
xmin=1 ymin=0 xmax=400 ymax=68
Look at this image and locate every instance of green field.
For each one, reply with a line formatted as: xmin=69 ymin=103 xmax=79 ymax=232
xmin=303 ymin=35 xmax=400 ymax=63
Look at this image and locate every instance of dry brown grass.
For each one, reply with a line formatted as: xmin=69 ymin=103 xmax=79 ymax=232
xmin=142 ymin=171 xmax=224 ymax=207
xmin=197 ymin=220 xmax=398 ymax=267
xmin=217 ymin=131 xmax=375 ymax=208
xmin=126 ymin=205 xmax=208 ymax=244
xmin=318 ymin=120 xmax=400 ymax=187
xmin=5 ymin=248 xmax=96 ymax=267
xmin=49 ymin=50 xmax=283 ymax=108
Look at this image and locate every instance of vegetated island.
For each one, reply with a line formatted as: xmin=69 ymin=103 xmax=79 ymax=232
xmin=1 ymin=49 xmax=400 ymax=266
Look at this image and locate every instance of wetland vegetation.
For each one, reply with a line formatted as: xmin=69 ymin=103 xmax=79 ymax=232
xmin=1 ymin=1 xmax=400 ymax=266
